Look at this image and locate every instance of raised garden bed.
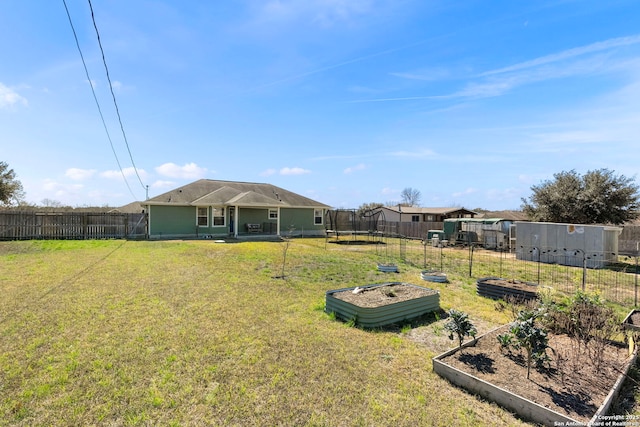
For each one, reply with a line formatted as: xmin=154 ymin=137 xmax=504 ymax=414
xmin=433 ymin=325 xmax=636 ymax=426
xmin=622 ymin=309 xmax=640 ymax=332
xmin=377 ymin=263 xmax=399 ymax=273
xmin=420 ymin=270 xmax=448 ymax=283
xmin=477 ymin=277 xmax=538 ymax=302
xmin=325 ymin=282 xmax=439 ymax=328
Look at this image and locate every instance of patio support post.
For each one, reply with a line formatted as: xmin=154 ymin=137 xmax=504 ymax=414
xmin=234 ymin=205 xmax=239 ymax=238
xmin=277 ymin=207 xmax=281 ymax=236
xmin=635 ymin=254 xmax=639 ymax=307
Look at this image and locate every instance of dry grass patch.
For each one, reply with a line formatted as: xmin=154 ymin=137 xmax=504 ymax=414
xmin=0 ymin=239 xmax=559 ymax=426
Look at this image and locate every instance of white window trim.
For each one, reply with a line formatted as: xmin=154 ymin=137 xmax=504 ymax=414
xmin=314 ymin=209 xmax=323 ymax=225
xmin=212 ymin=207 xmax=226 ymax=227
xmin=196 ymin=206 xmax=209 ymax=227
xmin=268 ymin=209 xmax=278 ymax=220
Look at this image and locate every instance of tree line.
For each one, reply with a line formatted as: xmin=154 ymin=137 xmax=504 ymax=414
xmin=2 ymin=162 xmax=639 ymax=224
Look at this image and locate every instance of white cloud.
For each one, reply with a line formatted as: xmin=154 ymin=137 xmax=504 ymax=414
xmin=65 ymin=168 xmax=96 ymax=181
xmin=260 ymin=168 xmax=277 ymax=177
xmin=518 ymin=174 xmax=543 ymax=185
xmin=343 ymin=163 xmax=366 ymax=174
xmin=391 ymin=67 xmax=451 ymax=81
xmin=155 ymin=162 xmax=207 ymax=179
xmin=42 ymin=178 xmax=83 ymax=197
xmin=256 ymin=0 xmax=375 ymax=27
xmin=530 ymin=130 xmax=606 ymax=146
xmin=280 ymin=167 xmax=311 ymax=175
xmin=0 ymin=83 xmax=27 ymax=109
xmin=101 ymin=170 xmax=123 ymax=180
xmin=484 ymin=187 xmax=521 ymax=201
xmin=101 ymin=167 xmax=148 ymax=180
xmin=482 ymin=35 xmax=640 ymax=77
xmin=151 ymin=180 xmax=176 ymax=189
xmin=86 ymin=189 xmax=126 ymax=203
xmin=380 ymin=187 xmax=397 ymax=195
xmin=447 ymin=35 xmax=640 ymax=100
xmin=389 ymin=148 xmax=436 ymax=158
xmin=372 ymin=38 xmax=639 ymax=102
xmin=452 ymin=187 xmax=477 ymax=198
xmin=373 ymin=35 xmax=640 ymax=104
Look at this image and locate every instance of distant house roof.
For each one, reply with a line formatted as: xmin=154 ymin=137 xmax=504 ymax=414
xmin=382 ymin=206 xmax=477 ymax=216
xmin=116 ymin=201 xmax=145 ymax=213
xmin=145 ymin=179 xmax=331 ymax=209
xmin=475 ymin=210 xmax=530 ymax=221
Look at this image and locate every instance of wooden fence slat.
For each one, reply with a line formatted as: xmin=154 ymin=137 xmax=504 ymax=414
xmin=0 ymin=212 xmax=147 ymax=240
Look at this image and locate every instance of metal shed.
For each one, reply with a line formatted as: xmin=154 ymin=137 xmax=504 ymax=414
xmin=443 ymin=218 xmax=513 ymax=249
xmin=514 ymin=221 xmax=622 ymax=268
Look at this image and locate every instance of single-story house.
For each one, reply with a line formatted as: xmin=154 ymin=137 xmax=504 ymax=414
xmin=143 ymin=179 xmax=331 ymax=239
xmin=379 ymin=206 xmax=477 ymax=223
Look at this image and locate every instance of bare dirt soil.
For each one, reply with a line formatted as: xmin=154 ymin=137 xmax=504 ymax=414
xmin=331 ymin=283 xmax=437 ymax=308
xmin=625 ymin=311 xmax=640 ymax=327
xmin=438 ymin=326 xmax=631 ymax=423
xmin=332 ymin=283 xmax=637 ymax=423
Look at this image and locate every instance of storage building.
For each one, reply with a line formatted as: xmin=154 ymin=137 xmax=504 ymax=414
xmin=514 ymin=221 xmax=622 ymax=268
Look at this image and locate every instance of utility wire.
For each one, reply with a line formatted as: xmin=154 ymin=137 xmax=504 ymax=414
xmin=87 ymin=0 xmax=147 ymax=193
xmin=0 ymin=240 xmax=127 ymax=326
xmin=62 ymin=0 xmax=137 ymax=201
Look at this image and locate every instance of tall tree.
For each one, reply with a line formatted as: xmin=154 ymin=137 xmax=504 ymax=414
xmin=400 ymin=187 xmax=422 ymax=207
xmin=521 ymin=169 xmax=639 ymax=225
xmin=0 ymin=161 xmax=24 ymax=206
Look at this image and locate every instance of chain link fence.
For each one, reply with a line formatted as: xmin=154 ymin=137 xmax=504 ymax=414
xmin=388 ymin=238 xmax=640 ymax=307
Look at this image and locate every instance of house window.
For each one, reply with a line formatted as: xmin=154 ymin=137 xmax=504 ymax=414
xmin=426 ymin=215 xmax=434 ymax=221
xmin=212 ymin=207 xmax=225 ymax=226
xmin=412 ymin=215 xmax=420 ymax=222
xmin=314 ymin=209 xmax=323 ymax=225
xmin=269 ymin=209 xmax=278 ymax=220
xmin=197 ymin=207 xmax=208 ymax=227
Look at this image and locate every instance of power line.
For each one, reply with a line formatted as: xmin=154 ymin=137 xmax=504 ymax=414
xmin=0 ymin=240 xmax=127 ymax=326
xmin=87 ymin=0 xmax=146 ymax=193
xmin=62 ymin=0 xmax=138 ymax=201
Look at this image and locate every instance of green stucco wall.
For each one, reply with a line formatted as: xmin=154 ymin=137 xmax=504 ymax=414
xmin=149 ymin=205 xmax=228 ymax=238
xmin=237 ymin=208 xmax=273 ymax=228
xmin=148 ymin=205 xmax=326 ymax=238
xmin=280 ymin=208 xmax=325 ymax=236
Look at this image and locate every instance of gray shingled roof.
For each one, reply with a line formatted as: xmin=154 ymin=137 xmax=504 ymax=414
xmin=383 ymin=206 xmax=477 ymax=215
xmin=146 ymin=179 xmax=330 ymax=208
xmin=475 ymin=210 xmax=530 ymax=221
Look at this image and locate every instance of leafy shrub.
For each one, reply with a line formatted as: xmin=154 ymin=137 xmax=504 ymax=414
xmin=551 ymin=291 xmax=619 ymax=370
xmin=444 ymin=309 xmax=477 ymax=350
xmin=498 ymin=309 xmax=549 ymax=379
xmin=496 ymin=333 xmax=513 ymax=353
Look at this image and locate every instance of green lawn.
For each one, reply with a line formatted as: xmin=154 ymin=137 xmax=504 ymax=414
xmin=0 ymin=239 xmax=624 ymax=426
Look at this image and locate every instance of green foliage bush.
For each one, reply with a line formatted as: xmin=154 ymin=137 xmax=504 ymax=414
xmin=444 ymin=309 xmax=477 ymax=349
xmin=496 ymin=309 xmax=549 ymax=379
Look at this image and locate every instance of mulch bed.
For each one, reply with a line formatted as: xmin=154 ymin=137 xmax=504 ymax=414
xmin=439 ymin=326 xmax=631 ymax=423
xmin=332 ymin=283 xmax=437 ymax=308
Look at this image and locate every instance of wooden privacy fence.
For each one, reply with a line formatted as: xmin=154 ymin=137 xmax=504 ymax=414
xmin=0 ymin=212 xmax=147 ymax=240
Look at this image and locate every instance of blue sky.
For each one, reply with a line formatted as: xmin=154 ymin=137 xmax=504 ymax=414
xmin=2 ymin=1 xmax=639 ymax=210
